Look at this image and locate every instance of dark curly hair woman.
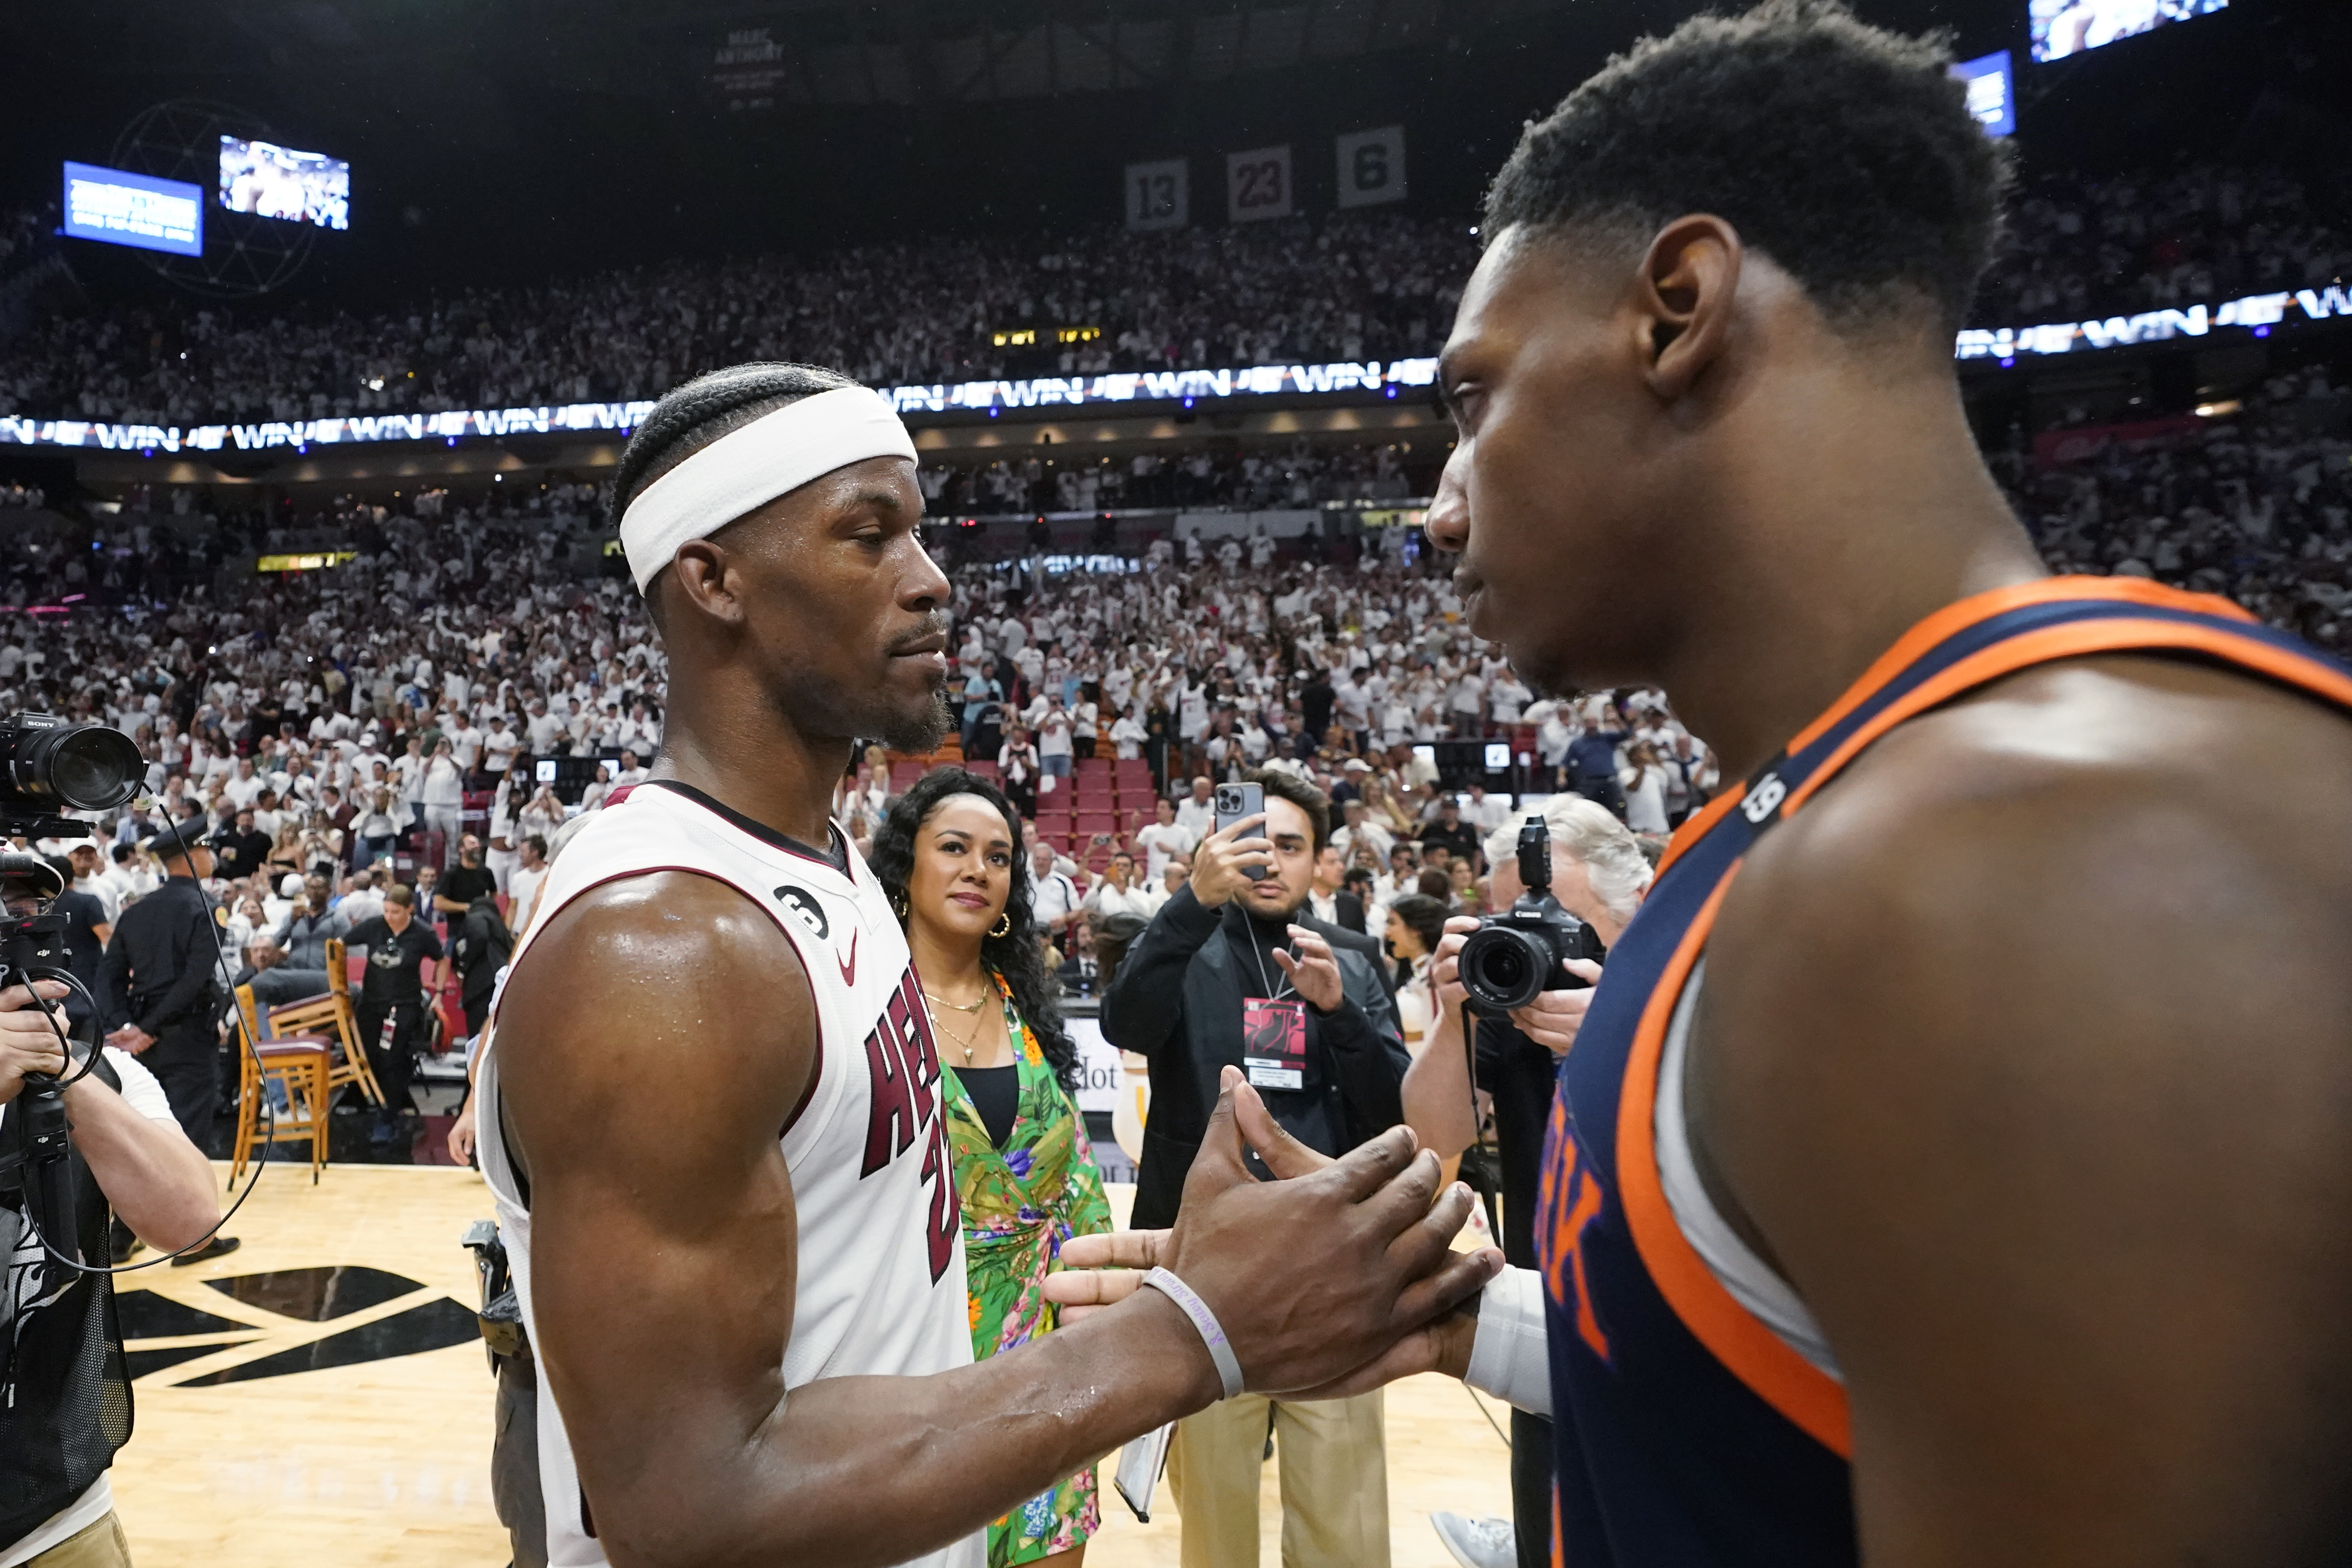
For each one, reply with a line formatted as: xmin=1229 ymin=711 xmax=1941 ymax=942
xmin=866 ymin=767 xmax=1111 ymax=1567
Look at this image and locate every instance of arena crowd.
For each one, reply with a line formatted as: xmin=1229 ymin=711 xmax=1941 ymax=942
xmin=1 ymin=158 xmax=2342 ymax=429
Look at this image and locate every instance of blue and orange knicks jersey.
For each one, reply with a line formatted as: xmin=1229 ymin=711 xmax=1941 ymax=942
xmin=1533 ymin=576 xmax=2352 ymax=1566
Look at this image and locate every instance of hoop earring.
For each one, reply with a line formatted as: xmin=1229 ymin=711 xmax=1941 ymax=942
xmin=990 ymin=912 xmax=1012 ymax=939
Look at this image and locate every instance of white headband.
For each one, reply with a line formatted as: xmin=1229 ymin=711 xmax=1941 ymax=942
xmin=618 ymin=385 xmax=918 ymax=594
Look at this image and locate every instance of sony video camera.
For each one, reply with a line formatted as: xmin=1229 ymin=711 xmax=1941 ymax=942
xmin=0 ymin=713 xmax=141 ymax=969
xmin=0 ymin=712 xmax=145 ymax=838
xmin=1456 ymin=813 xmax=1603 ymax=1012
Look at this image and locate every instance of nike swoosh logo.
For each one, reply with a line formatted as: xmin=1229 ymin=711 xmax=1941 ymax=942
xmin=836 ymin=928 xmax=857 ymax=988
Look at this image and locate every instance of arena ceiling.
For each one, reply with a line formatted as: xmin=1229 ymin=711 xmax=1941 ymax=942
xmin=24 ymin=0 xmax=1577 ymax=103
xmin=28 ymin=0 xmax=2013 ymax=110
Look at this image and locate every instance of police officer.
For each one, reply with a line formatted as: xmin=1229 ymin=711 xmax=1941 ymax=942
xmin=98 ymin=821 xmax=227 ymax=1152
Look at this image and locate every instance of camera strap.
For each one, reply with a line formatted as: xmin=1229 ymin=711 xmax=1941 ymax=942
xmin=1460 ymin=1000 xmax=1505 ymax=1248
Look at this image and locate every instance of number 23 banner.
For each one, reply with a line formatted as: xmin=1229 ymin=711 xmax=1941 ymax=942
xmin=1226 ymin=144 xmax=1293 ymax=223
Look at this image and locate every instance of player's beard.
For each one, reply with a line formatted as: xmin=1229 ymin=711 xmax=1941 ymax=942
xmin=770 ymin=664 xmax=951 ymax=755
xmin=875 ymin=685 xmax=953 ymax=754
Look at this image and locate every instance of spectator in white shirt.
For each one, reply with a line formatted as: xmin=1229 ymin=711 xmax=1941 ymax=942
xmin=1172 ymin=776 xmax=1216 ymax=841
xmin=1082 ymin=852 xmax=1157 ymax=924
xmin=1462 ymin=784 xmax=1514 ymax=835
xmin=1037 ymin=703 xmax=1075 ymax=782
xmin=523 ymin=698 xmax=564 ymax=753
xmin=481 ymin=716 xmax=523 ymax=778
xmin=1025 ymin=841 xmax=1083 ymax=940
xmin=221 ymin=757 xmax=266 ymax=811
xmin=1109 ymin=706 xmax=1147 ymax=760
xmin=1131 ymin=797 xmax=1197 ymax=886
xmin=449 ymin=718 xmax=485 ymax=778
xmin=506 ymin=835 xmax=551 ymax=934
xmin=421 ymin=739 xmax=466 ymax=848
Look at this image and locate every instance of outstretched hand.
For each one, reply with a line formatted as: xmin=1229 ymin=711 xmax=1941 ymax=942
xmin=1049 ymin=1069 xmax=1500 ymax=1396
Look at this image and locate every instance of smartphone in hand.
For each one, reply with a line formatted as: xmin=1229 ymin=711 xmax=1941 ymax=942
xmin=1214 ymin=782 xmax=1267 ymax=880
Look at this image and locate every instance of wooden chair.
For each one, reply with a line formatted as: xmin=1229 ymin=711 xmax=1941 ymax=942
xmin=229 ymin=985 xmax=333 ymax=1189
xmin=263 ymin=937 xmax=383 ymax=1106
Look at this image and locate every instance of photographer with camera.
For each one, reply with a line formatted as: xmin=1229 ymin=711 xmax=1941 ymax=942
xmin=1399 ymin=796 xmax=1648 ymax=1568
xmin=1 ymin=854 xmax=220 ymax=1568
xmin=1101 ymin=768 xmax=1409 ymax=1568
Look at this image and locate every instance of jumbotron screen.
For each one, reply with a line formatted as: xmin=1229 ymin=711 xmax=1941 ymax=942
xmin=217 ymin=135 xmax=350 ymax=230
xmin=61 ymin=162 xmax=204 ymax=256
xmin=2031 ymin=0 xmax=2227 ymax=62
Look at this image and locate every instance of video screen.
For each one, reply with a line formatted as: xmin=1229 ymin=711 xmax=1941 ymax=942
xmin=1950 ymin=50 xmax=2015 ymax=137
xmin=61 ymin=162 xmax=204 ymax=257
xmin=217 ymin=136 xmax=349 ymax=230
xmin=2031 ymin=0 xmax=2227 ymax=62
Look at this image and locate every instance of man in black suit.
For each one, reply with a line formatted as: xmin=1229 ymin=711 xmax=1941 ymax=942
xmin=1102 ymin=766 xmax=1407 ymax=1564
xmin=1306 ymin=841 xmax=1368 ymax=934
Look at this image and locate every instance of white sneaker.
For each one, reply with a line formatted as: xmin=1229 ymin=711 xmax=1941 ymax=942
xmin=1431 ymin=1511 xmax=1517 ymax=1568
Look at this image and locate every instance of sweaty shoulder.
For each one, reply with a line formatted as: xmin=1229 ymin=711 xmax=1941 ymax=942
xmin=1726 ymin=651 xmax=2352 ymax=947
xmin=496 ymin=870 xmax=819 ymax=1154
xmin=1695 ymin=651 xmax=2352 ymax=1558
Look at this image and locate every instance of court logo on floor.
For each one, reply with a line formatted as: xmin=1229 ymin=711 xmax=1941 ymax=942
xmin=116 ymin=1266 xmax=478 ymax=1386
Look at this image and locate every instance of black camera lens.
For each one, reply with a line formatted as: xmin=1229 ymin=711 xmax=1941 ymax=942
xmin=10 ymin=723 xmax=144 ymax=810
xmin=1458 ymin=925 xmax=1552 ymax=1012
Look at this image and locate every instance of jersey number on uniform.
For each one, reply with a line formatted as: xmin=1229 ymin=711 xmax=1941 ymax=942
xmin=860 ymin=969 xmax=961 ymax=1282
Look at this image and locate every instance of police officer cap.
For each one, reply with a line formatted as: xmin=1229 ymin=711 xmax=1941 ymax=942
xmin=0 ymin=852 xmax=64 ymax=902
xmin=144 ymin=819 xmax=208 ymax=859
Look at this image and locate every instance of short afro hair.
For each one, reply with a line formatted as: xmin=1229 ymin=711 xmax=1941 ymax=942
xmin=1484 ymin=0 xmax=2010 ymax=336
xmin=610 ymin=360 xmax=860 ymax=612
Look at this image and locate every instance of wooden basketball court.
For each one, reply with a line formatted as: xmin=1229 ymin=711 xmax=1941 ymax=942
xmin=109 ymin=1162 xmax=1512 ymax=1567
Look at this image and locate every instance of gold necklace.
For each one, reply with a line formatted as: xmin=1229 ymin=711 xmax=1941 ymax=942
xmin=925 ymin=996 xmax=993 ymax=1065
xmin=921 ymin=988 xmax=988 ymax=1015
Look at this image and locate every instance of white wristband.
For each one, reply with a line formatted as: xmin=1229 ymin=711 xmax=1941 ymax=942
xmin=1463 ymin=1266 xmax=1552 ymax=1418
xmin=1141 ymin=1267 xmax=1244 ymax=1400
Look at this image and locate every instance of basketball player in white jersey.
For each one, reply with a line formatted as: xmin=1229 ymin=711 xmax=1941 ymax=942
xmin=477 ymin=361 xmax=1501 ymax=1568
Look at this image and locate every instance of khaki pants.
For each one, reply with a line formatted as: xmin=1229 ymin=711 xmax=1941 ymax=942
xmin=28 ymin=1512 xmax=132 ymax=1567
xmin=1166 ymin=1390 xmax=1388 ymax=1568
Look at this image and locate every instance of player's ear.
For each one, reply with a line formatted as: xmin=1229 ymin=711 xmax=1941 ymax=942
xmin=667 ymin=540 xmax=748 ymax=629
xmin=1633 ymin=214 xmax=1743 ymax=402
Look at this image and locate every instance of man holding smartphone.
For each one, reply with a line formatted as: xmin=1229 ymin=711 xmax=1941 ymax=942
xmin=1102 ymin=768 xmax=1411 ymax=1568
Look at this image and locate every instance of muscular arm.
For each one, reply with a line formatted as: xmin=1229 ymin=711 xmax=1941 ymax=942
xmin=65 ymin=1064 xmax=217 ymax=1251
xmin=497 ymin=872 xmax=1494 ymax=1568
xmin=1694 ymin=661 xmax=2352 ymax=1566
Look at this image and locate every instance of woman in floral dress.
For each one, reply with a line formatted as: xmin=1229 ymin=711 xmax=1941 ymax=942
xmin=869 ymin=768 xmax=1112 ymax=1567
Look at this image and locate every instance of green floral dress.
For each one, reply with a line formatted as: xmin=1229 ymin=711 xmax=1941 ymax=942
xmin=941 ymin=975 xmax=1114 ymax=1566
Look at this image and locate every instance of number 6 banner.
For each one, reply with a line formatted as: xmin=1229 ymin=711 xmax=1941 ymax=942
xmin=1226 ymin=144 xmax=1293 ymax=223
xmin=1335 ymin=125 xmax=1407 ymax=209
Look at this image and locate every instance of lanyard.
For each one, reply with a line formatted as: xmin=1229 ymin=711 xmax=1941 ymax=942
xmin=1238 ymin=913 xmax=1295 ymax=1004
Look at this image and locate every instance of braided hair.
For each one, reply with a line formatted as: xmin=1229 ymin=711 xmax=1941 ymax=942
xmin=867 ymin=768 xmax=1081 ymax=1096
xmin=608 ymin=361 xmax=860 ymax=608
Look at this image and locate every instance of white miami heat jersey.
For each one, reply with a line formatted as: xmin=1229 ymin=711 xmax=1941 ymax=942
xmin=477 ymin=779 xmax=978 ymax=1568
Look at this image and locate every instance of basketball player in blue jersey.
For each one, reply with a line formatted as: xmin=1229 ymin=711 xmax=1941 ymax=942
xmin=1052 ymin=3 xmax=2352 ymax=1564
xmin=1416 ymin=1 xmax=2352 ymax=1563
xmin=480 ymin=360 xmax=1500 ymax=1568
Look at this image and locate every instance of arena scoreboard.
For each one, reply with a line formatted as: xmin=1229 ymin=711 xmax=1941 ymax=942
xmin=2032 ymin=0 xmax=2228 ymax=62
xmin=60 ymin=162 xmax=204 ymax=257
xmin=1950 ymin=51 xmax=2015 ymax=137
xmin=218 ymin=136 xmax=350 ymax=230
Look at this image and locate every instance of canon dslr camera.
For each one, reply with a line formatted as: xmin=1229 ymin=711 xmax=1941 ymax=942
xmin=1456 ymin=814 xmax=1602 ymax=1012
